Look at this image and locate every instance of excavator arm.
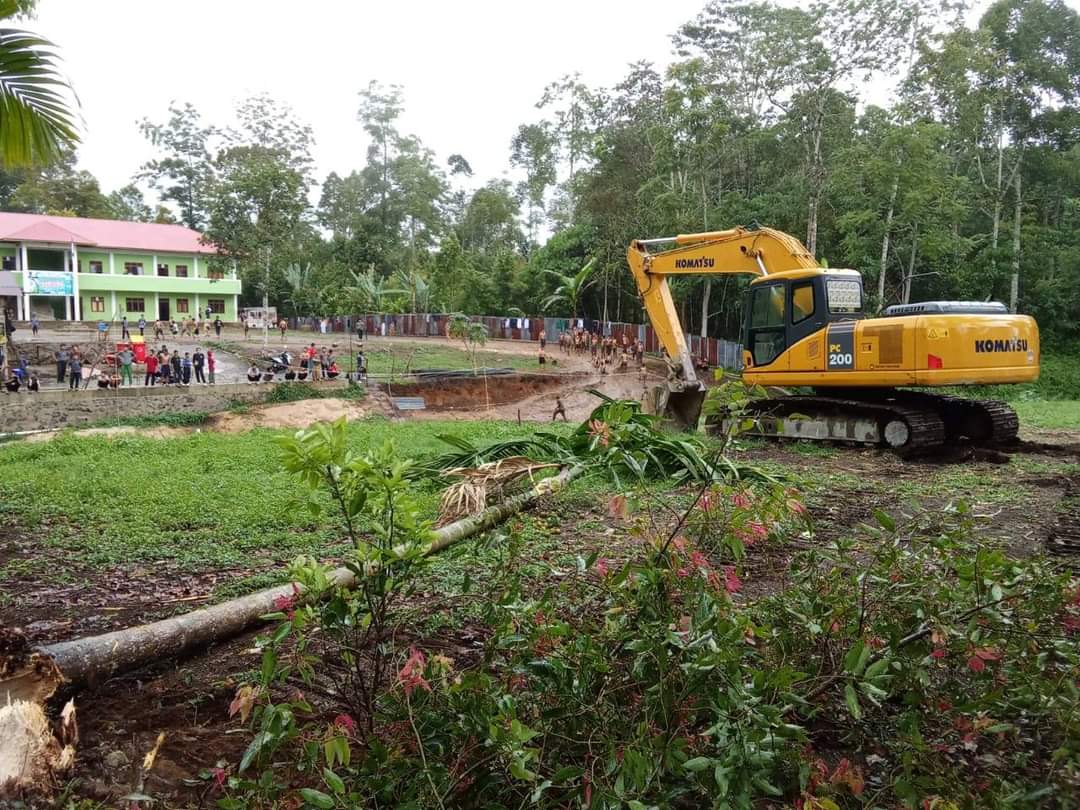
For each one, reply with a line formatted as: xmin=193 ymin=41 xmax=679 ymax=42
xmin=626 ymin=225 xmax=820 ymax=428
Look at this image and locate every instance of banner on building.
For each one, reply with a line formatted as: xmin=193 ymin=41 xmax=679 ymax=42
xmin=24 ymin=270 xmax=73 ymax=296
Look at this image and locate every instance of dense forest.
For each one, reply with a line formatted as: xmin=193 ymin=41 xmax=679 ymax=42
xmin=2 ymin=0 xmax=1077 ymax=346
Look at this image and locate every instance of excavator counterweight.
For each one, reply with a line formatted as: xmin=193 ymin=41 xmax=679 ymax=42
xmin=627 ymin=225 xmax=1039 ymax=452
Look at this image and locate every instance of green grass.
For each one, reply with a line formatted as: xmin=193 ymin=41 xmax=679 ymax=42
xmin=353 ymin=342 xmax=547 ymax=377
xmin=0 ymin=419 xmax=570 ymax=581
xmin=1011 ymin=400 xmax=1080 ymax=430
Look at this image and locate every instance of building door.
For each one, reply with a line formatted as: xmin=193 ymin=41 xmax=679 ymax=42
xmin=158 ymin=299 xmax=170 ymax=321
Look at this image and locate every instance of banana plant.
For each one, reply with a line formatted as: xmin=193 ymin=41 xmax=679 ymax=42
xmin=541 ymin=257 xmax=597 ymax=319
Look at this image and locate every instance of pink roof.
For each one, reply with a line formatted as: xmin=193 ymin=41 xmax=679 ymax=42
xmin=0 ymin=211 xmax=217 ymax=254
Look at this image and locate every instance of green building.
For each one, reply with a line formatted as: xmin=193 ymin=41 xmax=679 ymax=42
xmin=0 ymin=212 xmax=241 ymax=323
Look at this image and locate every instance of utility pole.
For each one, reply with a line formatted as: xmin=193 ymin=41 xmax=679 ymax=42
xmin=263 ymin=244 xmax=271 ymax=348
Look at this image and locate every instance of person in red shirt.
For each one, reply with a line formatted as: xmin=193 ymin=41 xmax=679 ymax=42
xmin=306 ymin=343 xmax=320 ymax=381
xmin=144 ymin=352 xmax=159 ymax=386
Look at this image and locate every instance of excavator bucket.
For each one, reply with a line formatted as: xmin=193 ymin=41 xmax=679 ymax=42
xmin=645 ymin=382 xmax=707 ymax=431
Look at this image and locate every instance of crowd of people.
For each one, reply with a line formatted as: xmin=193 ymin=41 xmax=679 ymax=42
xmin=245 ymin=342 xmax=346 ymax=384
xmin=551 ymin=327 xmax=645 ymax=374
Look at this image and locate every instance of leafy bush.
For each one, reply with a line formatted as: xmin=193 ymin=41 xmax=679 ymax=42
xmin=218 ymin=461 xmax=1079 ymax=809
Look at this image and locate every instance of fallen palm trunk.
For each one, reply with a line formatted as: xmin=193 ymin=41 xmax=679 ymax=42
xmin=2 ymin=464 xmax=584 ymax=706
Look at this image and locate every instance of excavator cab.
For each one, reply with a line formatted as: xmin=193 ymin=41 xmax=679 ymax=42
xmin=742 ymin=271 xmax=865 ymax=369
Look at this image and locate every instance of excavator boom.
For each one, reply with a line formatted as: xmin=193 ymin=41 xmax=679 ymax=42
xmin=627 ymin=225 xmax=819 ymax=428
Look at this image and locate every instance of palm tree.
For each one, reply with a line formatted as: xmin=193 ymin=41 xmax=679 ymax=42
xmin=541 ymin=257 xmax=597 ymax=320
xmin=0 ymin=1 xmax=79 ymax=166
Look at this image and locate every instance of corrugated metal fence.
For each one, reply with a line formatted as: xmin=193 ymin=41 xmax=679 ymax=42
xmin=290 ymin=313 xmax=744 ymax=371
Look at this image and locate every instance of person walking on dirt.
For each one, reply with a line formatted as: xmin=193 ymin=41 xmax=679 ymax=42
xmin=144 ymin=352 xmax=158 ymax=386
xmin=207 ymin=349 xmax=216 ymax=385
xmin=243 ymin=319 xmax=250 ymax=339
xmin=192 ymin=347 xmax=206 ymax=384
xmin=117 ymin=346 xmax=134 ymax=386
xmin=279 ymin=319 xmax=288 ymax=341
xmin=55 ymin=345 xmax=68 ymax=383
xmin=30 ymin=314 xmax=39 ymax=337
xmin=552 ymin=396 xmax=567 ymax=421
xmin=214 ymin=317 xmax=223 ymax=338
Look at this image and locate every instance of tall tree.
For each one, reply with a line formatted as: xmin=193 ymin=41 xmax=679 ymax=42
xmin=510 ymin=122 xmax=558 ymax=247
xmin=138 ymin=102 xmax=216 ymax=229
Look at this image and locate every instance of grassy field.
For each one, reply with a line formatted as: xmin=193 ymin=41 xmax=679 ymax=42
xmin=0 ymin=419 xmax=567 ymax=580
xmin=1011 ymin=399 xmax=1080 ymax=429
xmin=216 ymin=338 xmax=549 ymax=377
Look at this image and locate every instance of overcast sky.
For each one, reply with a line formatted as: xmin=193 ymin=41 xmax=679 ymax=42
xmin=33 ymin=0 xmax=709 ymax=200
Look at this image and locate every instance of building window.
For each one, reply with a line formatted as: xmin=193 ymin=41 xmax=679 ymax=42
xmin=1 ymin=255 xmax=14 ymax=271
xmin=157 ymin=263 xmax=169 ymax=276
xmin=124 ymin=262 xmax=143 ymax=276
xmin=208 ymin=298 xmax=225 ymax=314
xmin=208 ymin=268 xmax=224 ymax=280
xmin=176 ymin=298 xmax=189 ymax=313
xmin=89 ymin=260 xmax=103 ymax=274
xmin=175 ymin=265 xmax=188 ymax=278
xmin=125 ymin=297 xmax=146 ymax=313
xmin=90 ymin=296 xmax=105 ymax=313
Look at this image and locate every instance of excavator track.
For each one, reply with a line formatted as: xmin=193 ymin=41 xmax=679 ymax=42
xmin=707 ymin=390 xmax=1018 ymax=454
xmin=727 ymin=395 xmax=947 ymax=453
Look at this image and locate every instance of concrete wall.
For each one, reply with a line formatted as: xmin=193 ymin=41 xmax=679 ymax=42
xmin=0 ymin=382 xmax=269 ymax=433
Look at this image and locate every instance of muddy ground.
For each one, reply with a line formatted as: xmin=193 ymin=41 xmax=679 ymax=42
xmin=3 ymin=424 xmax=1079 ymax=806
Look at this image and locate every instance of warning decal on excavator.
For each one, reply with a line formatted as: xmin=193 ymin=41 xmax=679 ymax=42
xmin=927 ymin=328 xmax=949 ymax=339
xmin=827 ymin=323 xmax=855 ymax=370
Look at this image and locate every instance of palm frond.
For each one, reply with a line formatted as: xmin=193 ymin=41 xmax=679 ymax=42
xmin=0 ymin=27 xmax=78 ymax=166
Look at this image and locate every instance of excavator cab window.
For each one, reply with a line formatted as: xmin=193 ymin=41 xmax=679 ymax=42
xmin=792 ymin=281 xmax=815 ymax=324
xmin=748 ymin=283 xmax=787 ymax=366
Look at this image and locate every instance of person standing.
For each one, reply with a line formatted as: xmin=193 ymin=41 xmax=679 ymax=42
xmin=117 ymin=346 xmax=134 ymax=386
xmin=205 ymin=304 xmax=212 ymax=321
xmin=552 ymin=396 xmax=567 ymax=421
xmin=181 ymin=352 xmax=192 ymax=386
xmin=121 ymin=316 xmax=130 ymax=340
xmin=154 ymin=319 xmax=164 ymax=340
xmin=170 ymin=350 xmax=182 ymax=384
xmin=138 ymin=316 xmax=146 ymax=337
xmin=214 ymin=317 xmax=222 ymax=338
xmin=243 ymin=319 xmax=250 ymax=339
xmin=67 ymin=353 xmax=82 ymax=390
xmin=306 ymin=343 xmax=319 ymax=381
xmin=158 ymin=350 xmax=171 ymax=385
xmin=539 ymin=328 xmax=547 ymax=350
xmin=192 ymin=346 xmax=206 ymax=384
xmin=206 ymin=349 xmax=216 ymax=385
xmin=55 ymin=344 xmax=68 ymax=383
xmin=30 ymin=314 xmax=39 ymax=337
xmin=279 ymin=318 xmax=288 ymax=341
xmin=144 ymin=351 xmax=158 ymax=386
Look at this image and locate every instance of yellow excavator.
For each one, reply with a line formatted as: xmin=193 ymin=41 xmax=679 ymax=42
xmin=627 ymin=225 xmax=1040 ymax=452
